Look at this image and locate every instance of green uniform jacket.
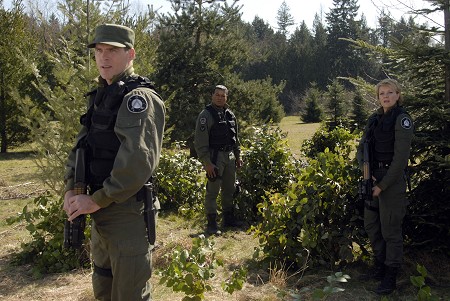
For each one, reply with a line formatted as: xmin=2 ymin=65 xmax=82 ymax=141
xmin=357 ymin=107 xmax=414 ymax=191
xmin=194 ymin=103 xmax=241 ymax=166
xmin=64 ymin=66 xmax=165 ymax=208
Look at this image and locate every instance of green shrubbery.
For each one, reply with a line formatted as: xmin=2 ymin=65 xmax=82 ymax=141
xmin=235 ymin=124 xmax=302 ymax=221
xmin=155 ymin=142 xmax=205 ymax=217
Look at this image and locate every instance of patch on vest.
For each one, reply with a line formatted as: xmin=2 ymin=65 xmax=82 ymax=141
xmin=401 ymin=117 xmax=412 ymax=129
xmin=200 ymin=125 xmax=206 ymax=132
xmin=200 ymin=117 xmax=207 ymax=125
xmin=127 ymin=95 xmax=148 ymax=113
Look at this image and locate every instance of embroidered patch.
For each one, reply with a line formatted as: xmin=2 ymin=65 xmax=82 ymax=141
xmin=127 ymin=95 xmax=148 ymax=113
xmin=200 ymin=117 xmax=207 ymax=125
xmin=401 ymin=117 xmax=412 ymax=129
xmin=200 ymin=125 xmax=206 ymax=132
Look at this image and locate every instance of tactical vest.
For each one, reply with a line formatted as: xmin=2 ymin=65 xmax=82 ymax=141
xmin=205 ymin=104 xmax=237 ymax=149
xmin=80 ymin=76 xmax=155 ymax=186
xmin=371 ymin=106 xmax=407 ymax=164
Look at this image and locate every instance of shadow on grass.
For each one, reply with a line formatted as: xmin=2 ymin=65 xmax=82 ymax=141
xmin=0 ymin=150 xmax=36 ymax=161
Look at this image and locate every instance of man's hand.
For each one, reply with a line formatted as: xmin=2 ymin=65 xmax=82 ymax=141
xmin=205 ymin=163 xmax=217 ymax=178
xmin=65 ymin=193 xmax=101 ymax=221
xmin=372 ymin=185 xmax=382 ymax=198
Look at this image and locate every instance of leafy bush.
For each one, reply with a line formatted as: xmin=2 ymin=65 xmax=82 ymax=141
xmin=235 ymin=124 xmax=301 ymax=221
xmin=301 ymin=124 xmax=357 ymax=159
xmin=158 ymin=235 xmax=223 ymax=300
xmin=6 ymin=193 xmax=90 ymax=277
xmin=155 ymin=142 xmax=205 ymax=217
xmin=252 ymin=148 xmax=365 ymax=269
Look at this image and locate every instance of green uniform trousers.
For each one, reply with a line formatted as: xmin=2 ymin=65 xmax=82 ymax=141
xmin=205 ymin=150 xmax=236 ymax=215
xmin=364 ymin=168 xmax=407 ymax=268
xmin=91 ymin=197 xmax=152 ymax=301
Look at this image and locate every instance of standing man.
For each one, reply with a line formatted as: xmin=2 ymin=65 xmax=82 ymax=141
xmin=63 ymin=24 xmax=165 ymax=300
xmin=357 ymin=79 xmax=413 ymax=295
xmin=194 ymin=85 xmax=243 ymax=235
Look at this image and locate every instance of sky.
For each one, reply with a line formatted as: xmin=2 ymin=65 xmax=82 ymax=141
xmin=3 ymin=0 xmax=444 ymax=31
xmin=148 ymin=0 xmax=444 ymax=30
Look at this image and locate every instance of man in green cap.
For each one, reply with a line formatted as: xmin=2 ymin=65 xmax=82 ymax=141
xmin=63 ymin=23 xmax=165 ymax=300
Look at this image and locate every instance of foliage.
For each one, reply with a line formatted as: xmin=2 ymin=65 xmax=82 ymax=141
xmin=6 ymin=193 xmax=90 ymax=277
xmin=350 ymin=88 xmax=370 ymax=131
xmin=224 ymin=73 xmax=285 ymax=125
xmin=0 ymin=4 xmax=37 ymax=152
xmin=251 ymin=147 xmax=364 ymax=269
xmin=301 ymin=124 xmax=357 ymax=159
xmin=278 ymin=271 xmax=350 ymax=300
xmin=325 ymin=79 xmax=349 ymax=125
xmin=154 ymin=0 xmax=250 ymax=144
xmin=410 ymin=264 xmax=439 ymax=301
xmin=155 ymin=142 xmax=205 ymax=217
xmin=221 ymin=265 xmax=248 ymax=295
xmin=276 ymin=1 xmax=295 ymax=36
xmin=158 ymin=235 xmax=224 ymax=301
xmin=235 ymin=124 xmax=300 ymax=221
xmin=300 ymin=83 xmax=324 ymax=123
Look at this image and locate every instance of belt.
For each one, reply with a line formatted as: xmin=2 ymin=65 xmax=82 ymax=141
xmin=373 ymin=161 xmax=390 ymax=169
xmin=214 ymin=145 xmax=234 ymax=151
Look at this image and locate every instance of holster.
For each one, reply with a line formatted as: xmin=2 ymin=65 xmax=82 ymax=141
xmin=137 ymin=180 xmax=160 ymax=245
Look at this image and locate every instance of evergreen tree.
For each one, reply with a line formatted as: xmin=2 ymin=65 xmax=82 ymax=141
xmin=154 ymin=0 xmax=249 ymax=146
xmin=351 ymin=88 xmax=369 ymax=130
xmin=301 ymin=83 xmax=323 ymax=123
xmin=326 ymin=0 xmax=365 ymax=79
xmin=0 ymin=3 xmax=37 ymax=152
xmin=311 ymin=13 xmax=330 ymax=90
xmin=325 ymin=79 xmax=348 ymax=125
xmin=276 ymin=0 xmax=295 ymax=37
xmin=283 ymin=21 xmax=314 ymax=113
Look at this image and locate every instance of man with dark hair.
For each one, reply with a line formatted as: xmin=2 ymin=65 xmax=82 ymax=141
xmin=194 ymin=85 xmax=243 ymax=235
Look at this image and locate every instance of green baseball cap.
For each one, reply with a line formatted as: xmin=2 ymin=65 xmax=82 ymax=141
xmin=87 ymin=24 xmax=134 ymax=48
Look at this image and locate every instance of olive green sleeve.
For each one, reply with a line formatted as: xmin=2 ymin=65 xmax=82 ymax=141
xmin=194 ymin=109 xmax=213 ymax=166
xmin=377 ymin=113 xmax=414 ymax=191
xmin=91 ymin=88 xmax=166 ymax=208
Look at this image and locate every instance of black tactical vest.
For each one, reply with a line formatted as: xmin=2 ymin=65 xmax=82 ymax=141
xmin=81 ymin=76 xmax=155 ymax=186
xmin=205 ymin=104 xmax=237 ymax=149
xmin=372 ymin=106 xmax=407 ymax=164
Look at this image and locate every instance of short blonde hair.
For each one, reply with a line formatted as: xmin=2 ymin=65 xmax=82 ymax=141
xmin=376 ymin=78 xmax=403 ymax=105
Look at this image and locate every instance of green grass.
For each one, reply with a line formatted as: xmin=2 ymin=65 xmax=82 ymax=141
xmin=1 ymin=120 xmax=450 ymax=301
xmin=278 ymin=116 xmax=321 ymax=156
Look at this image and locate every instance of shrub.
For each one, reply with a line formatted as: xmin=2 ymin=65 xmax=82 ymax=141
xmin=6 ymin=193 xmax=90 ymax=277
xmin=252 ymin=148 xmax=365 ymax=269
xmin=301 ymin=124 xmax=357 ymax=159
xmin=155 ymin=142 xmax=205 ymax=217
xmin=235 ymin=124 xmax=301 ymax=222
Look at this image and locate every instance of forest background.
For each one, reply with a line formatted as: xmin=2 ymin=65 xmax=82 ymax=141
xmin=0 ymin=0 xmax=449 ymax=300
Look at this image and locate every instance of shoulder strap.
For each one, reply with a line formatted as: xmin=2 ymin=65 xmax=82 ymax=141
xmin=205 ymin=104 xmax=220 ymax=123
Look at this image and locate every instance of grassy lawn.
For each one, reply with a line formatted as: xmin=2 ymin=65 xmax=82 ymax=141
xmin=1 ymin=118 xmax=449 ymax=301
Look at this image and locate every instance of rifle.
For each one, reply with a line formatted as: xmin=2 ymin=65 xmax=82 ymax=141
xmin=358 ymin=141 xmax=373 ymax=203
xmin=63 ymin=147 xmax=87 ymax=249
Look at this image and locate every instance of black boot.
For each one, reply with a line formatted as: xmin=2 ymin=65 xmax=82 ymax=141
xmin=206 ymin=214 xmax=221 ymax=235
xmin=223 ymin=211 xmax=243 ymax=228
xmin=359 ymin=259 xmax=385 ymax=281
xmin=375 ymin=266 xmax=398 ymax=295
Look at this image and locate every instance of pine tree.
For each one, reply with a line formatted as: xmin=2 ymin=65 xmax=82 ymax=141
xmin=301 ymin=83 xmax=323 ymax=123
xmin=276 ymin=0 xmax=295 ymax=37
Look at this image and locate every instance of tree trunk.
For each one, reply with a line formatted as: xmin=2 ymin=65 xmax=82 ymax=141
xmin=445 ymin=0 xmax=450 ymax=102
xmin=0 ymin=67 xmax=7 ymax=153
